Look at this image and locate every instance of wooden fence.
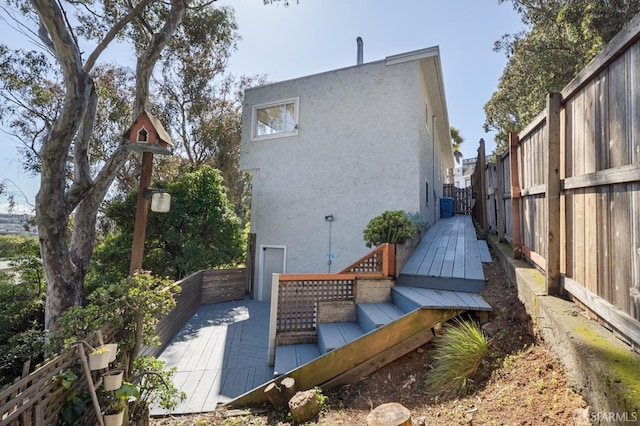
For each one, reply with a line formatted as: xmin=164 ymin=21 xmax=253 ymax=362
xmin=478 ymin=13 xmax=640 ymax=348
xmin=443 ymin=184 xmax=474 ymax=215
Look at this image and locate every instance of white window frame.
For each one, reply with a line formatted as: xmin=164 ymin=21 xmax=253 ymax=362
xmin=251 ymin=97 xmax=299 ymax=141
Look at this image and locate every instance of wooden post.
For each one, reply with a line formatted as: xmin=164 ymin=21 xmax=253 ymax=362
xmin=129 ymin=151 xmax=154 ymax=275
xmin=496 ymin=154 xmax=506 ymax=242
xmin=268 ymin=273 xmax=280 ymax=366
xmin=509 ymin=132 xmax=523 ymax=259
xmin=478 ymin=138 xmax=488 ymax=232
xmin=545 ymin=93 xmax=562 ymax=295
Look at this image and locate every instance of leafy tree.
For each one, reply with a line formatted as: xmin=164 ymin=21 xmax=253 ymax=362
xmin=0 ymin=1 xmax=238 ymax=334
xmin=0 ymin=235 xmax=46 ymax=385
xmin=485 ymin=0 xmax=640 ymax=153
xmin=89 ymin=166 xmax=244 ymax=285
xmin=451 ymin=126 xmax=464 ymax=164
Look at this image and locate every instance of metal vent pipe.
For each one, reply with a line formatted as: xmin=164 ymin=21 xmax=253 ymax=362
xmin=356 ymin=36 xmax=363 ymax=65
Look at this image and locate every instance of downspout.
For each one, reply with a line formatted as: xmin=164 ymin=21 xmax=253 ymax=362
xmin=432 ymin=114 xmax=437 ymax=224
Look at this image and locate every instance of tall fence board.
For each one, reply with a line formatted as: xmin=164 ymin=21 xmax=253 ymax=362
xmin=476 ymin=13 xmax=640 ymax=347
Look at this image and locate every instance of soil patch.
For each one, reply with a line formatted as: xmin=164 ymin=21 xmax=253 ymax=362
xmin=152 ymin=260 xmax=588 ymax=425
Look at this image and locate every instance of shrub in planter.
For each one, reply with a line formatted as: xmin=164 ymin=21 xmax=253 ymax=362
xmin=363 ymin=210 xmax=418 ymax=248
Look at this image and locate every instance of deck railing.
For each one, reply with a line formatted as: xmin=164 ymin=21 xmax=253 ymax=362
xmin=268 ymin=244 xmax=396 ymax=363
xmin=338 ymin=243 xmax=395 ymax=276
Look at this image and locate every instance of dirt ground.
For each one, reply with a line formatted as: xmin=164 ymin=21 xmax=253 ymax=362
xmin=152 ymin=259 xmax=590 ymax=425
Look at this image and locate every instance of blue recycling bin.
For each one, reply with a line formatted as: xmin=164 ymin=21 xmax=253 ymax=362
xmin=440 ymin=197 xmax=454 ymax=218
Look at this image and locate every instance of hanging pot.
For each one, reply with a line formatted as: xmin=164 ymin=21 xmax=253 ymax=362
xmin=102 ymin=369 xmax=124 ymax=391
xmin=103 ymin=343 xmax=118 ymax=363
xmin=88 ymin=348 xmax=110 ymax=370
xmin=102 ymin=410 xmax=124 ymax=426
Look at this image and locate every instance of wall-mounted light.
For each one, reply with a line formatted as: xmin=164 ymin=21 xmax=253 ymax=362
xmin=325 ymin=215 xmax=334 ymax=222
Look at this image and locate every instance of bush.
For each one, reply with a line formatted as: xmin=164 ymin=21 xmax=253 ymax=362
xmin=425 ymin=319 xmax=489 ymax=398
xmin=363 ymin=210 xmax=418 ymax=248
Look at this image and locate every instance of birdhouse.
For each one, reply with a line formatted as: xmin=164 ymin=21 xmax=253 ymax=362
xmin=123 ymin=110 xmax=174 ymax=155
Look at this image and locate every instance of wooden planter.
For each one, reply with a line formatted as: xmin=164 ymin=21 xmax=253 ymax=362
xmin=103 ymin=410 xmax=124 ymax=426
xmin=88 ymin=349 xmax=110 ymax=370
xmin=102 ymin=370 xmax=124 ymax=391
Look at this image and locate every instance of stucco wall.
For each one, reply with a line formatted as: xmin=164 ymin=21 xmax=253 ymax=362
xmin=241 ymin=58 xmax=446 ymax=295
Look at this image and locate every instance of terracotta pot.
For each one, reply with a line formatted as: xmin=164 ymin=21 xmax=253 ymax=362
xmin=88 ymin=349 xmax=110 ymax=370
xmin=102 ymin=369 xmax=123 ymax=391
xmin=103 ymin=410 xmax=124 ymax=426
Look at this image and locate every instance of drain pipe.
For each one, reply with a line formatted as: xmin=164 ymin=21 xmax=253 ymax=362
xmin=325 ymin=215 xmax=334 ymax=272
xmin=432 ymin=114 xmax=437 ymax=224
xmin=356 ymin=37 xmax=363 ymax=65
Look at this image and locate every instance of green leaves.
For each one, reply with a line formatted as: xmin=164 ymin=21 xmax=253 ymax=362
xmin=363 ymin=210 xmax=418 ymax=248
xmin=485 ymin=0 xmax=640 ymax=153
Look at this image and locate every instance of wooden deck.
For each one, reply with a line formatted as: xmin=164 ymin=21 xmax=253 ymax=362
xmin=150 ymin=299 xmax=273 ymax=415
xmin=397 ymin=215 xmax=490 ymax=292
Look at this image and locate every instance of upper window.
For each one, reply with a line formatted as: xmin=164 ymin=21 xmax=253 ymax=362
xmin=252 ymin=98 xmax=299 ymax=140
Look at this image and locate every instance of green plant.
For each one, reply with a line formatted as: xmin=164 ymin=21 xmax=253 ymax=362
xmin=425 ymin=319 xmax=489 ymax=398
xmin=363 ymin=210 xmax=418 ymax=248
xmin=405 ymin=212 xmax=429 ymax=235
xmin=53 ymin=272 xmax=184 ymax=422
xmin=314 ymin=386 xmax=327 ymax=407
xmin=99 ymin=381 xmax=139 ymax=415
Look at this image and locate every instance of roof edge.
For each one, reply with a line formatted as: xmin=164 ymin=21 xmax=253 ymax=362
xmin=385 ymin=45 xmax=440 ymax=66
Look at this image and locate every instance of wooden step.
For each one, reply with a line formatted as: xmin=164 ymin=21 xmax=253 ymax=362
xmin=357 ymin=303 xmax=405 ymax=333
xmin=318 ymin=322 xmax=365 ymax=353
xmin=274 ymin=344 xmax=321 ymax=377
xmin=392 ymin=286 xmax=492 ymax=313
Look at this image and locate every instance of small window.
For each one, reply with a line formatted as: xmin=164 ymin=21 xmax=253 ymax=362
xmin=252 ymin=98 xmax=299 ymax=140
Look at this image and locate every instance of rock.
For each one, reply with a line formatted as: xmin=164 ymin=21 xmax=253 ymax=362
xmin=366 ymin=402 xmax=412 ymax=426
xmin=288 ymin=389 xmax=320 ymax=423
xmin=481 ymin=321 xmax=500 ymax=336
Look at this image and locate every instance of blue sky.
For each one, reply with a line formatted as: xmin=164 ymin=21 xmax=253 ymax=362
xmin=0 ymin=1 xmax=525 ymax=213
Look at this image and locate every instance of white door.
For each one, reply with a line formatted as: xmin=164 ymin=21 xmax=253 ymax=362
xmin=259 ymin=246 xmax=286 ymax=301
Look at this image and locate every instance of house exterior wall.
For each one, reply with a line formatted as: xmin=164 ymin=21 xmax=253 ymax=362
xmin=241 ymin=53 xmax=452 ymax=298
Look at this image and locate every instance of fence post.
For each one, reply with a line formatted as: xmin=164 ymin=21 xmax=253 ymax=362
xmin=478 ymin=138 xmax=488 ymax=232
xmin=496 ymin=155 xmax=506 ymax=242
xmin=509 ymin=132 xmax=522 ymax=259
xmin=545 ymin=92 xmax=562 ymax=295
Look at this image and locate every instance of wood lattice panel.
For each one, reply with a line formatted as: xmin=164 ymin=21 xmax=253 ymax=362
xmin=277 ymin=279 xmax=354 ymax=333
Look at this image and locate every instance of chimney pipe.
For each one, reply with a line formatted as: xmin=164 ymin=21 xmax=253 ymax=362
xmin=356 ymin=36 xmax=363 ymax=65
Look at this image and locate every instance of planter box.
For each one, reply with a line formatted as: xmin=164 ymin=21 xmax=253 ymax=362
xmin=88 ymin=349 xmax=110 ymax=370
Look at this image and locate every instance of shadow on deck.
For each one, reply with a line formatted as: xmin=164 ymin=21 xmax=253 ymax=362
xmin=150 ymin=299 xmax=272 ymax=415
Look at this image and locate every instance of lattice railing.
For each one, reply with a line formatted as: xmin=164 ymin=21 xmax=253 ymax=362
xmin=338 ymin=243 xmax=395 ymax=276
xmin=275 ymin=274 xmax=356 ymax=333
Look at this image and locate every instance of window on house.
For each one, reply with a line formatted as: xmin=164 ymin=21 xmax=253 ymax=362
xmin=252 ymin=98 xmax=299 ymax=140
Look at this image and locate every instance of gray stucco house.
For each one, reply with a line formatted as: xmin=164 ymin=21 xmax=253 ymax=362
xmin=240 ymin=45 xmax=454 ymax=301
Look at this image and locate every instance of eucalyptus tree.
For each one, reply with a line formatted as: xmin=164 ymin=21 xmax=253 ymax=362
xmin=484 ymin=0 xmax=640 ymax=153
xmin=0 ymin=0 xmax=234 ymax=335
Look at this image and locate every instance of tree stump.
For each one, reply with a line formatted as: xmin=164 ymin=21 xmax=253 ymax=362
xmin=264 ymin=377 xmax=298 ymax=408
xmin=288 ymin=389 xmax=320 ymax=423
xmin=366 ymin=402 xmax=412 ymax=426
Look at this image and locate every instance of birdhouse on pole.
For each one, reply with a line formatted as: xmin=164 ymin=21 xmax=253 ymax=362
xmin=123 ymin=110 xmax=174 ymax=156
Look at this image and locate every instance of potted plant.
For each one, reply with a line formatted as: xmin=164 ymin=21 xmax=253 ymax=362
xmin=88 ymin=346 xmax=110 ymax=370
xmin=102 ymin=369 xmax=124 ymax=391
xmin=100 ymin=382 xmax=139 ymax=426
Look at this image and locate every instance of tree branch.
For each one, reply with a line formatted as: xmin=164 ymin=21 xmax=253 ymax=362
xmin=83 ymin=0 xmax=156 ymax=73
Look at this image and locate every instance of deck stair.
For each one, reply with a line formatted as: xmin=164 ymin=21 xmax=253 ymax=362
xmin=228 ymin=215 xmax=493 ymax=408
xmin=272 ymin=285 xmax=491 ymax=377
